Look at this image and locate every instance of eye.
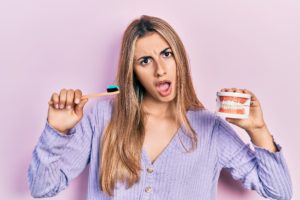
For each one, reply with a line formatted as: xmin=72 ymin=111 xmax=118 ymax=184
xmin=140 ymin=57 xmax=151 ymax=66
xmin=163 ymin=51 xmax=173 ymax=57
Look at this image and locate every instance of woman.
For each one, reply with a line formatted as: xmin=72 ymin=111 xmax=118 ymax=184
xmin=28 ymin=15 xmax=292 ymax=199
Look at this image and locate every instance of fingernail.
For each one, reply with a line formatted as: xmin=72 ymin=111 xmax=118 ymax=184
xmin=60 ymin=104 xmax=64 ymax=109
xmin=55 ymin=104 xmax=59 ymax=109
xmin=66 ymin=105 xmax=72 ymax=109
xmin=75 ymin=99 xmax=80 ymax=104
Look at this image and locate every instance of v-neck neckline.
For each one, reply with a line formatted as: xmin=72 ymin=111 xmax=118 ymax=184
xmin=142 ymin=126 xmax=181 ymax=166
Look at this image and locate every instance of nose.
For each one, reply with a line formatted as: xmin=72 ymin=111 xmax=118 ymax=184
xmin=155 ymin=59 xmax=167 ymax=77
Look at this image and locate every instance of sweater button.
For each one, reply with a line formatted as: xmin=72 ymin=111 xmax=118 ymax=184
xmin=145 ymin=186 xmax=152 ymax=193
xmin=147 ymin=167 xmax=154 ymax=173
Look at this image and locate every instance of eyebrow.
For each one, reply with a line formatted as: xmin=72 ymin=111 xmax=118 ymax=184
xmin=136 ymin=47 xmax=171 ymax=61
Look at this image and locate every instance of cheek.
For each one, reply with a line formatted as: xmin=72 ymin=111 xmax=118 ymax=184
xmin=133 ymin=66 xmax=143 ymax=81
xmin=139 ymin=77 xmax=153 ymax=89
xmin=134 ymin=68 xmax=153 ymax=89
xmin=166 ymin=60 xmax=177 ymax=78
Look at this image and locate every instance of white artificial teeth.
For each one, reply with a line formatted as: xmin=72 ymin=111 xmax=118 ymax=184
xmin=221 ymin=101 xmax=244 ymax=109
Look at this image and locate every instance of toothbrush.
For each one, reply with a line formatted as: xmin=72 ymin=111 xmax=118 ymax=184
xmin=48 ymin=85 xmax=120 ymax=106
xmin=81 ymin=85 xmax=120 ymax=100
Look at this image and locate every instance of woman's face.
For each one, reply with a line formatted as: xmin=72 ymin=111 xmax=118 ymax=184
xmin=133 ymin=32 xmax=177 ymax=103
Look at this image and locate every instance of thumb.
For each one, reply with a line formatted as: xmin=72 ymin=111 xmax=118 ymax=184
xmin=225 ymin=117 xmax=245 ymax=129
xmin=225 ymin=118 xmax=234 ymax=123
xmin=75 ymin=98 xmax=89 ymax=116
xmin=225 ymin=117 xmax=240 ymax=125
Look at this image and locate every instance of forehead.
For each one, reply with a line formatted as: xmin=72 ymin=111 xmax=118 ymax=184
xmin=134 ymin=32 xmax=169 ymax=56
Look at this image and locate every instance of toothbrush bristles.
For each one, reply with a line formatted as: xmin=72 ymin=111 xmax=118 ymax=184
xmin=106 ymin=85 xmax=120 ymax=93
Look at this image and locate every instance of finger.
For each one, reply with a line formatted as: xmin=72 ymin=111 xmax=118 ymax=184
xmin=227 ymin=88 xmax=235 ymax=92
xmin=225 ymin=117 xmax=242 ymax=124
xmin=234 ymin=88 xmax=244 ymax=93
xmin=66 ymin=89 xmax=75 ymax=109
xmin=242 ymin=88 xmax=254 ymax=96
xmin=226 ymin=118 xmax=234 ymax=123
xmin=74 ymin=89 xmax=82 ymax=104
xmin=49 ymin=92 xmax=59 ymax=109
xmin=232 ymin=88 xmax=238 ymax=92
xmin=75 ymin=98 xmax=88 ymax=116
xmin=243 ymin=89 xmax=258 ymax=101
xmin=243 ymin=89 xmax=261 ymax=107
xmin=59 ymin=89 xmax=67 ymax=109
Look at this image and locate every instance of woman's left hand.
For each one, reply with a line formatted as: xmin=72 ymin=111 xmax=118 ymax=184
xmin=221 ymin=88 xmax=278 ymax=152
xmin=220 ymin=88 xmax=267 ymax=133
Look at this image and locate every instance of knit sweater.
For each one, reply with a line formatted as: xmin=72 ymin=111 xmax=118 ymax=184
xmin=27 ymin=99 xmax=293 ymax=200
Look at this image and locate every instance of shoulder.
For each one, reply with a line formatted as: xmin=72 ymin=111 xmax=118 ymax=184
xmin=87 ymin=98 xmax=114 ymax=125
xmin=187 ymin=108 xmax=218 ymax=128
xmin=186 ymin=109 xmax=240 ymax=145
xmin=94 ymin=98 xmax=113 ymax=112
xmin=185 ymin=108 xmax=221 ymax=140
xmin=187 ymin=109 xmax=233 ymax=130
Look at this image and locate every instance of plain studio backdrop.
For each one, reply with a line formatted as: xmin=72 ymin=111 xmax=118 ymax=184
xmin=0 ymin=0 xmax=299 ymax=199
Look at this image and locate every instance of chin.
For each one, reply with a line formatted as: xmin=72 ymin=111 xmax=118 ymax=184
xmin=157 ymin=93 xmax=176 ymax=103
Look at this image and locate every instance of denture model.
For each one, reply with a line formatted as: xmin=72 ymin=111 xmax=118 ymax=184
xmin=216 ymin=92 xmax=251 ymax=119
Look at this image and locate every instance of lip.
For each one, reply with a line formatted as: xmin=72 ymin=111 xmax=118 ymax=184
xmin=155 ymin=80 xmax=172 ymax=97
xmin=155 ymin=80 xmax=171 ymax=86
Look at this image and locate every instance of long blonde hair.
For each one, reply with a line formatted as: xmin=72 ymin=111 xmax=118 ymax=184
xmin=100 ymin=15 xmax=205 ymax=196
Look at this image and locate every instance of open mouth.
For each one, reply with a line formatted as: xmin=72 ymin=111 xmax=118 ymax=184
xmin=155 ymin=80 xmax=172 ymax=97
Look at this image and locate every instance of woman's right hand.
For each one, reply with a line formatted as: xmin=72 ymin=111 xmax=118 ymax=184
xmin=47 ymin=89 xmax=89 ymax=134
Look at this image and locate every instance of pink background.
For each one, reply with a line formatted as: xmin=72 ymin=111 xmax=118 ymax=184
xmin=0 ymin=0 xmax=299 ymax=199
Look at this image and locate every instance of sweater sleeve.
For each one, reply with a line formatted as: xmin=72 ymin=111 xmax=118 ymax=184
xmin=27 ymin=102 xmax=101 ymax=198
xmin=214 ymin=116 xmax=293 ymax=200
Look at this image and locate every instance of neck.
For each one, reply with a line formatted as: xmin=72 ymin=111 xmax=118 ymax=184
xmin=142 ymin=95 xmax=175 ymax=118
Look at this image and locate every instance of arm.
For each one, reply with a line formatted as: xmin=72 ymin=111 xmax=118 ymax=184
xmin=28 ymin=89 xmax=99 ymax=197
xmin=27 ymin=95 xmax=100 ymax=198
xmin=215 ymin=88 xmax=293 ymax=199
xmin=215 ymin=116 xmax=292 ymax=199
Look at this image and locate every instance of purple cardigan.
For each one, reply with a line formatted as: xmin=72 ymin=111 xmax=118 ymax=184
xmin=28 ymin=99 xmax=293 ymax=199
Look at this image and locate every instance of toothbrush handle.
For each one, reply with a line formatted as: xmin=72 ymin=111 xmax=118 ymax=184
xmin=81 ymin=91 xmax=120 ymax=100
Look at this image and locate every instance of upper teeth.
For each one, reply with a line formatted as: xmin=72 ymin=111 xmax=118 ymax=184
xmin=220 ymin=101 xmax=245 ymax=109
